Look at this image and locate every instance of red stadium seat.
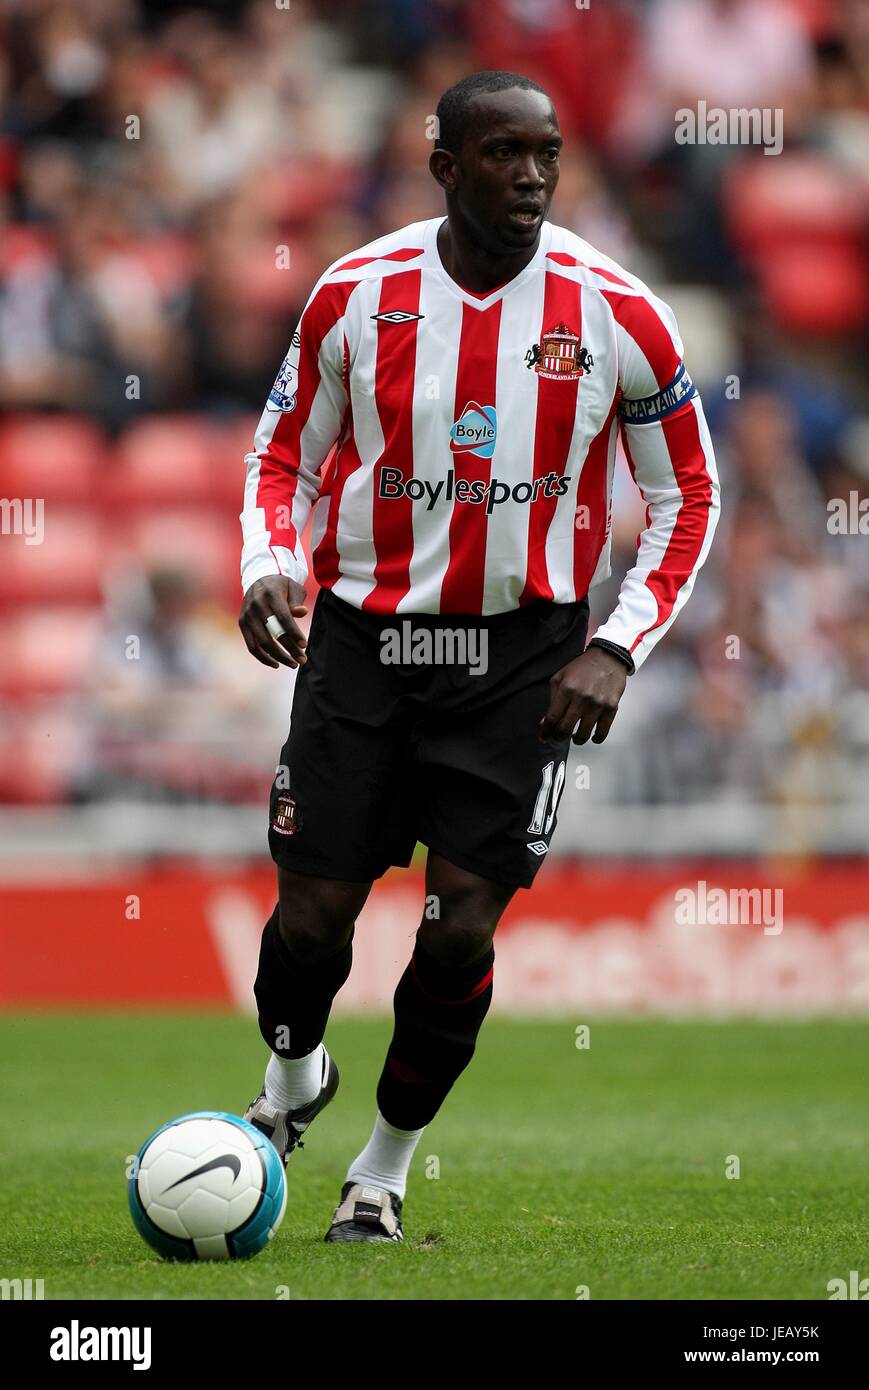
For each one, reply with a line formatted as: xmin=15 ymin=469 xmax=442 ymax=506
xmin=725 ymin=154 xmax=864 ymax=254
xmin=724 ymin=154 xmax=867 ymax=336
xmin=0 ymin=414 xmax=105 ymax=502
xmin=0 ymin=704 xmax=75 ymax=803
xmin=0 ymin=608 xmax=102 ymax=696
xmin=128 ymin=234 xmax=198 ymax=296
xmin=261 ymin=159 xmax=359 ymax=226
xmin=111 ymin=508 xmax=242 ymax=607
xmin=209 ymin=413 xmax=261 ymax=506
xmin=0 ymin=224 xmax=54 ymax=273
xmin=105 ymin=417 xmax=236 ymax=509
xmin=761 ymin=245 xmax=868 ymax=336
xmin=0 ymin=509 xmax=104 ymax=607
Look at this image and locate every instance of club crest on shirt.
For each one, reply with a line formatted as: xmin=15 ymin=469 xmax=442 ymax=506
xmin=525 ymin=323 xmax=594 ymax=380
xmin=267 ymin=355 xmax=298 ymax=412
xmin=271 ymin=793 xmax=301 ymax=835
xmin=449 ymin=402 xmax=497 ymax=459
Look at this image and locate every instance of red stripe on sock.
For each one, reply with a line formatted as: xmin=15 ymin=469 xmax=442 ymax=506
xmin=409 ymin=954 xmax=494 ymax=1005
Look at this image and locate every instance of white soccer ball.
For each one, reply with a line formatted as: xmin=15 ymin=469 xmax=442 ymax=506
xmin=128 ymin=1111 xmax=287 ymax=1261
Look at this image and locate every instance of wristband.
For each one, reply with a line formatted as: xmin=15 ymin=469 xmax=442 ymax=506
xmin=587 ymin=637 xmax=635 ymax=675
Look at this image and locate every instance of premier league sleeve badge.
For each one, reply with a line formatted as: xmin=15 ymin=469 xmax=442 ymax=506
xmin=266 ymin=354 xmax=298 ymax=412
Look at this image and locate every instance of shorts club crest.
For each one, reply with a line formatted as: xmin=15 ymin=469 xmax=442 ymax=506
xmin=270 ymin=793 xmax=301 ymax=836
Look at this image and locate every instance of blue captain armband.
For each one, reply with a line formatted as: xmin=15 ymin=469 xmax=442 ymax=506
xmin=618 ymin=362 xmax=697 ymax=424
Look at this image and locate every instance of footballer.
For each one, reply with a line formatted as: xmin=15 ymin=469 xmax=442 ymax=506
xmin=237 ymin=71 xmax=719 ymax=1242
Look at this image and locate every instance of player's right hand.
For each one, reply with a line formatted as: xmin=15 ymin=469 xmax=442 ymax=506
xmin=238 ymin=575 xmax=309 ymax=669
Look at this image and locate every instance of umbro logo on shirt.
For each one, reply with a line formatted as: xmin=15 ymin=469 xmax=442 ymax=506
xmin=371 ymin=310 xmax=425 ymax=324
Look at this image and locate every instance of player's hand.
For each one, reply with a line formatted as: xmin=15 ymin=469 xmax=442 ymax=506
xmin=238 ymin=575 xmax=309 ymax=669
xmin=539 ymin=647 xmax=628 ymax=746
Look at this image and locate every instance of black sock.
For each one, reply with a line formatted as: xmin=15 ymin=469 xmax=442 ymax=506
xmin=254 ymin=905 xmax=352 ymax=1059
xmin=376 ymin=939 xmax=495 ymax=1130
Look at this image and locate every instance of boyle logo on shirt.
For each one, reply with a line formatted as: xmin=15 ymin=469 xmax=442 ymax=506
xmin=449 ymin=402 xmax=497 ymax=459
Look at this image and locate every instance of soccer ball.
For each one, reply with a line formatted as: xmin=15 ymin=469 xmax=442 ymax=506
xmin=128 ymin=1111 xmax=286 ymax=1261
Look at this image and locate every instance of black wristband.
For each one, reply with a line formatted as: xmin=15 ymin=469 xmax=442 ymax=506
xmin=587 ymin=637 xmax=635 ymax=675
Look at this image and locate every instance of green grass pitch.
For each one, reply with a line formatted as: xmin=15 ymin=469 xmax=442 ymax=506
xmin=1 ymin=1014 xmax=866 ymax=1300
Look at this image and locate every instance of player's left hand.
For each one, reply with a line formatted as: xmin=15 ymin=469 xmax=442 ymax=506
xmin=539 ymin=647 xmax=628 ymax=746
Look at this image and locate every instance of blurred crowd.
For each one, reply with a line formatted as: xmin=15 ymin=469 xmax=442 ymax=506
xmin=0 ymin=0 xmax=867 ymax=834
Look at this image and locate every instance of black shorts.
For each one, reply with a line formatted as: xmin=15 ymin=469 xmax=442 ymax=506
xmin=268 ymin=587 xmax=590 ymax=888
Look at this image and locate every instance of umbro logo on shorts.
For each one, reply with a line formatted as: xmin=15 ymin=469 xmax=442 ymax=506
xmin=527 ymin=841 xmax=549 ymax=856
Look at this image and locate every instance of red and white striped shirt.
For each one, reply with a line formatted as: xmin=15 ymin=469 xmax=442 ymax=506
xmin=240 ymin=216 xmax=719 ymax=668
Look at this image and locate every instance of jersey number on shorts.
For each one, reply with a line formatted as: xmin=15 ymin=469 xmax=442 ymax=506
xmin=528 ymin=760 xmax=566 ymax=836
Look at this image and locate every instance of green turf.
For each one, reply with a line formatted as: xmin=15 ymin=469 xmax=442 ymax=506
xmin=0 ymin=1014 xmax=866 ymax=1300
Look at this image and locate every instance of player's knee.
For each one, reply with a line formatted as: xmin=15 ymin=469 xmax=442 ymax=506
xmin=420 ymin=863 xmax=513 ymax=967
xmin=417 ymin=900 xmax=499 ymax=968
xmin=276 ymin=874 xmax=366 ymax=963
xmin=278 ymin=911 xmax=351 ymax=964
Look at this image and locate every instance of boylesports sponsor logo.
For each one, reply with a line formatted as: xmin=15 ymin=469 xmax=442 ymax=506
xmin=379 ymin=467 xmax=570 ymax=515
xmin=449 ymin=402 xmax=497 ymax=458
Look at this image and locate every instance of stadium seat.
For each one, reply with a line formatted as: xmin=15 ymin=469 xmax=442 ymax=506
xmin=0 ymin=223 xmax=54 ymax=273
xmin=209 ymin=413 xmax=261 ymax=506
xmin=0 ymin=608 xmax=102 ymax=697
xmin=724 ymin=154 xmax=867 ymax=334
xmin=262 ymin=159 xmax=359 ymax=226
xmin=0 ymin=509 xmax=104 ymax=607
xmin=725 ymin=154 xmax=864 ymax=254
xmin=0 ymin=704 xmax=75 ymax=803
xmin=0 ymin=414 xmax=105 ymax=502
xmin=105 ymin=417 xmax=234 ymax=509
xmin=762 ymin=245 xmax=868 ymax=336
xmin=127 ymin=234 xmax=197 ymax=296
xmin=112 ymin=508 xmax=243 ymax=607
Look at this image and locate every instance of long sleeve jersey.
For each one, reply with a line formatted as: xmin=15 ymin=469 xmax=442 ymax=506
xmin=240 ymin=215 xmax=719 ymax=669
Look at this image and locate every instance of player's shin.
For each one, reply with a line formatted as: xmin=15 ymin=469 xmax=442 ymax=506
xmin=326 ymin=942 xmax=494 ymax=1240
xmin=252 ymin=905 xmax=351 ymax=1119
xmin=254 ymin=904 xmax=352 ymax=1059
xmin=376 ymin=938 xmax=495 ymax=1132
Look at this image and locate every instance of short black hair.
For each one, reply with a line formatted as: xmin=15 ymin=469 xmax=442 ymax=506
xmin=435 ymin=71 xmax=551 ymax=155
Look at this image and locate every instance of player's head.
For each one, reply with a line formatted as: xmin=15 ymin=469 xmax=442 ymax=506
xmin=430 ymin=71 xmax=561 ymax=253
